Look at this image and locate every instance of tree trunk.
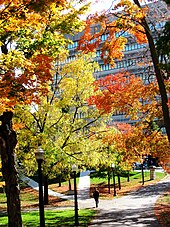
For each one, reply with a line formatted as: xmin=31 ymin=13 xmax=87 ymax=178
xmin=59 ymin=174 xmax=61 ymax=187
xmin=69 ymin=178 xmax=72 ymax=191
xmin=134 ymin=0 xmax=170 ymax=143
xmin=107 ymin=169 xmax=111 ymax=194
xmin=0 ymin=111 xmax=22 ymax=227
xmin=117 ymin=173 xmax=121 ymax=190
xmin=44 ymin=175 xmax=48 ymax=205
xmin=127 ymin=170 xmax=130 ymax=182
xmin=141 ymin=164 xmax=145 ymax=185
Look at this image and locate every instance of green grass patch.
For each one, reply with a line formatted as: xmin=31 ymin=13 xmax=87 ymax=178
xmin=90 ymin=171 xmax=166 ymax=186
xmin=0 ymin=209 xmax=96 ymax=226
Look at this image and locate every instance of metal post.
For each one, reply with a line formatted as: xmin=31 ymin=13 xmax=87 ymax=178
xmin=37 ymin=159 xmax=45 ymax=227
xmin=73 ymin=171 xmax=79 ymax=226
xmin=112 ymin=168 xmax=117 ymax=196
xmin=117 ymin=173 xmax=121 ymax=190
xmin=127 ymin=170 xmax=130 ymax=182
xmin=141 ymin=163 xmax=144 ymax=185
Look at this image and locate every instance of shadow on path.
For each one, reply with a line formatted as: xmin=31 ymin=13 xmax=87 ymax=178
xmin=89 ymin=206 xmax=162 ymax=227
xmin=89 ymin=174 xmax=170 ymax=227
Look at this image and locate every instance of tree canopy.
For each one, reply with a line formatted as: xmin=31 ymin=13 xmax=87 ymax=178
xmin=0 ymin=1 xmax=91 ymax=226
xmin=0 ymin=0 xmax=90 ymax=111
xmin=78 ymin=0 xmax=170 ymax=143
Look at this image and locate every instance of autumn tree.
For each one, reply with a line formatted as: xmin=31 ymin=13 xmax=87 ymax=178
xmin=14 ymin=53 xmax=111 ymax=202
xmin=114 ymin=123 xmax=170 ymax=173
xmin=78 ymin=0 xmax=170 ymax=142
xmin=87 ymin=69 xmax=170 ymax=170
xmin=0 ymin=0 xmax=90 ymax=226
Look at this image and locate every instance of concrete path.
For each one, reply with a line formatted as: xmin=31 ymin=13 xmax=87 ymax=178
xmin=20 ymin=173 xmax=74 ymax=200
xmin=20 ymin=170 xmax=91 ymax=201
xmin=82 ymin=174 xmax=170 ymax=227
xmin=78 ymin=170 xmax=90 ymax=200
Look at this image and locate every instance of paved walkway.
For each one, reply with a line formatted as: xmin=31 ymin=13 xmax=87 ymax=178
xmin=78 ymin=170 xmax=91 ymax=200
xmin=20 ymin=170 xmax=91 ymax=201
xmin=80 ymin=174 xmax=170 ymax=227
xmin=20 ymin=174 xmax=74 ymax=200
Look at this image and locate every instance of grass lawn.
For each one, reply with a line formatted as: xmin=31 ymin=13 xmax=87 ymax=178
xmin=89 ymin=171 xmax=167 ymax=198
xmin=0 ymin=209 xmax=96 ymax=226
xmin=90 ymin=170 xmax=166 ymax=185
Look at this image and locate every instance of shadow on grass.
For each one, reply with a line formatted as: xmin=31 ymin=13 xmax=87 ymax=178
xmin=0 ymin=209 xmax=96 ymax=227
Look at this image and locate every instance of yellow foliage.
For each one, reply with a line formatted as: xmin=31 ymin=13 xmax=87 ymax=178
xmin=0 ymin=182 xmax=5 ymax=188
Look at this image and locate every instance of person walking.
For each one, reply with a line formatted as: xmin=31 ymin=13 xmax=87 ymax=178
xmin=93 ymin=187 xmax=99 ymax=208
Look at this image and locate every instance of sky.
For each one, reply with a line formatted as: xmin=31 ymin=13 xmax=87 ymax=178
xmin=89 ymin=0 xmax=116 ymax=14
xmin=87 ymin=0 xmax=156 ymax=15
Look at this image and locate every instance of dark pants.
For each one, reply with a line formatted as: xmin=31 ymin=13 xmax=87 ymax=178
xmin=95 ymin=199 xmax=99 ymax=207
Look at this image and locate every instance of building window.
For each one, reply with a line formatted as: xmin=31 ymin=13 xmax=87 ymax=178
xmin=68 ymin=41 xmax=78 ymax=50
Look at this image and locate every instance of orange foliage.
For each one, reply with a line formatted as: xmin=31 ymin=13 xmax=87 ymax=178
xmin=88 ymin=71 xmax=161 ymax=123
xmin=103 ymin=122 xmax=168 ymax=167
xmin=78 ymin=0 xmax=148 ymax=66
xmin=78 ymin=18 xmax=102 ymax=53
xmin=0 ymin=1 xmax=63 ymax=111
xmin=87 ymin=72 xmax=144 ymax=115
xmin=0 ymin=54 xmax=53 ymax=110
xmin=114 ymin=122 xmax=133 ymax=134
xmin=100 ymin=36 xmax=127 ymax=66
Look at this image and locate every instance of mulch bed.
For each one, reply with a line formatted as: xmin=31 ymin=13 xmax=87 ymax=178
xmin=154 ymin=190 xmax=170 ymax=227
xmin=90 ymin=182 xmax=148 ymax=199
xmin=21 ymin=187 xmax=73 ymax=209
xmin=0 ymin=186 xmax=73 ymax=213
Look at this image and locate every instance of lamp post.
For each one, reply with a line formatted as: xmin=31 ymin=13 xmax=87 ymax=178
xmin=117 ymin=167 xmax=121 ymax=190
xmin=141 ymin=162 xmax=145 ymax=185
xmin=35 ymin=147 xmax=45 ymax=227
xmin=72 ymin=164 xmax=79 ymax=226
xmin=140 ymin=158 xmax=145 ymax=185
xmin=111 ymin=163 xmax=116 ymax=197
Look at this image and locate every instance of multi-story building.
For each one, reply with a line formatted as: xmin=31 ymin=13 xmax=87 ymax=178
xmin=66 ymin=0 xmax=169 ymax=125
